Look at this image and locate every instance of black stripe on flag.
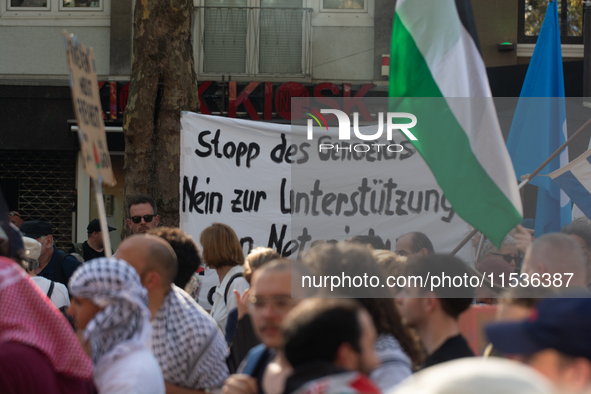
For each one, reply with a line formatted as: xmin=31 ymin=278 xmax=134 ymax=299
xmin=455 ymin=0 xmax=481 ymax=53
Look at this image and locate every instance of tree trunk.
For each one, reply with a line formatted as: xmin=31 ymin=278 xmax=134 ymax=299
xmin=123 ymin=0 xmax=199 ymax=231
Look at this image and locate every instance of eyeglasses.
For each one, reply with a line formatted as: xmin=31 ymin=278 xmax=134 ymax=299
xmin=9 ymin=212 xmax=20 ymax=218
xmin=247 ymin=295 xmax=297 ymax=313
xmin=491 ymin=253 xmax=522 ymax=265
xmin=130 ymin=215 xmax=155 ymax=224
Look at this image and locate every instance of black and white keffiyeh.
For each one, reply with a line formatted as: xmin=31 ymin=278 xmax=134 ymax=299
xmin=151 ymin=285 xmax=229 ymax=389
xmin=68 ymin=257 xmax=151 ymax=366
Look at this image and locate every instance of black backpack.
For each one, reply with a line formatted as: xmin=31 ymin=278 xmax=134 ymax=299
xmin=207 ymin=272 xmax=244 ymax=306
xmin=46 ymin=280 xmax=75 ymax=329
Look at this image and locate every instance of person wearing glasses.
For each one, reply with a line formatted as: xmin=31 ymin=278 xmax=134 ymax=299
xmin=9 ymin=211 xmax=23 ymax=228
xmin=478 ymin=235 xmax=522 ymax=271
xmin=126 ymin=194 xmax=160 ymax=234
xmin=223 ymin=259 xmax=299 ymax=394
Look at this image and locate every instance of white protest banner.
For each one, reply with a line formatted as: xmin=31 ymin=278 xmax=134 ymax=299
xmin=180 ymin=112 xmax=474 ymax=306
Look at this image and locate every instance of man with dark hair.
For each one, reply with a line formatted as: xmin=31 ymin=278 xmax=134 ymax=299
xmin=395 ymin=231 xmax=434 ymax=257
xmin=117 ymin=234 xmax=229 ymax=394
xmin=486 ymin=296 xmax=591 ymax=393
xmin=347 ymin=235 xmax=387 ymax=250
xmin=281 ymin=298 xmax=381 ymax=394
xmin=396 ymin=254 xmax=474 ymax=369
xmin=562 ymin=217 xmax=591 ymax=286
xmin=20 ymin=220 xmax=82 ymax=286
xmin=69 ymin=219 xmax=116 ymax=261
xmin=126 ymin=194 xmax=160 ymax=234
xmin=148 ymin=227 xmax=201 ymax=288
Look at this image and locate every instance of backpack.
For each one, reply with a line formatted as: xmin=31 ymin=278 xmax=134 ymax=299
xmin=53 ymin=249 xmax=83 ymax=284
xmin=53 ymin=250 xmax=68 ymax=284
xmin=224 ymin=272 xmax=244 ymax=304
xmin=46 ymin=280 xmax=75 ymax=329
xmin=207 ymin=272 xmax=244 ymax=306
xmin=72 ymin=243 xmax=85 ymax=259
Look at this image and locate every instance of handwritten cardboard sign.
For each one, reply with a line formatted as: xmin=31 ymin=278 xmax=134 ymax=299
xmin=64 ymin=32 xmax=116 ymax=186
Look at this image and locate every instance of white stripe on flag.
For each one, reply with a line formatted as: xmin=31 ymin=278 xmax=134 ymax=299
xmin=568 ymin=158 xmax=591 ymax=195
xmin=549 ymin=148 xmax=591 ymax=178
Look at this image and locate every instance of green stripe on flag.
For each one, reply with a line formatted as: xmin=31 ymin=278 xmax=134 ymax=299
xmin=389 ymin=13 xmax=522 ymax=247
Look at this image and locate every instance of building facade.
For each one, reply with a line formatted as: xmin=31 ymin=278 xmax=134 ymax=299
xmin=0 ymin=0 xmax=588 ymax=249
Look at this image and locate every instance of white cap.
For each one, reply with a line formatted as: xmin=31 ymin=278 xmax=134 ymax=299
xmin=22 ymin=236 xmax=42 ymax=260
xmin=389 ymin=358 xmax=552 ymax=394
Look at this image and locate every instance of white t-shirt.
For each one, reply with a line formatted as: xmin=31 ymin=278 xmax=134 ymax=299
xmin=210 ymin=265 xmax=249 ymax=335
xmin=31 ymin=276 xmax=70 ymax=309
xmin=94 ymin=346 xmax=165 ymax=394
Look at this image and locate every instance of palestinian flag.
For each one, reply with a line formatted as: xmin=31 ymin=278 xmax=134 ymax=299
xmin=389 ymin=0 xmax=522 ymax=247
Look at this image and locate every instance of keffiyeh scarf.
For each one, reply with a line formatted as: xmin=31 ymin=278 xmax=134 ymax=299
xmin=152 ymin=285 xmax=229 ymax=389
xmin=69 ymin=257 xmax=151 ymax=365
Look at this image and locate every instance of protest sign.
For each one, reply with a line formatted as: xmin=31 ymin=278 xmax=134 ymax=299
xmin=65 ymin=32 xmax=114 ymax=257
xmin=64 ymin=32 xmax=116 ymax=187
xmin=180 ymin=112 xmax=474 ymax=306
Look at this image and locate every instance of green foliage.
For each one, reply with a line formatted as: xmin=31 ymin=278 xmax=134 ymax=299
xmin=524 ymin=0 xmax=582 ymax=37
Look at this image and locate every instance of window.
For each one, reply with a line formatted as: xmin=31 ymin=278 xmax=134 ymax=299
xmin=62 ymin=0 xmax=100 ymax=7
xmin=8 ymin=0 xmax=101 ymax=9
xmin=321 ymin=0 xmax=365 ymax=11
xmin=195 ymin=0 xmax=312 ymax=76
xmin=312 ymin=0 xmax=373 ymax=28
xmin=8 ymin=0 xmax=49 ymax=8
xmin=2 ymin=0 xmax=108 ymax=26
xmin=519 ymin=0 xmax=583 ymax=44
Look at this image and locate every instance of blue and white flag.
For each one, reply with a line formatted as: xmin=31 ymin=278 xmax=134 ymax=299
xmin=506 ymin=0 xmax=571 ymax=235
xmin=549 ymin=148 xmax=591 ymax=220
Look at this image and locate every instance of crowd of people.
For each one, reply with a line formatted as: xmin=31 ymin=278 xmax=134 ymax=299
xmin=1 ymin=193 xmax=591 ymax=394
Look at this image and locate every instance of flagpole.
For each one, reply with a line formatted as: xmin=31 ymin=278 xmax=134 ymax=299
xmin=450 ymin=115 xmax=591 ymax=256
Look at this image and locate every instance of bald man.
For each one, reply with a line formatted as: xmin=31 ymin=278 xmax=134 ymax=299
xmin=118 ymin=235 xmax=229 ymax=394
xmin=521 ymin=233 xmax=588 ymax=289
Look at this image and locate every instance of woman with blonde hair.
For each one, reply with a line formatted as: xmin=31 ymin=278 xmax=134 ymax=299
xmin=200 ymin=223 xmax=250 ymax=335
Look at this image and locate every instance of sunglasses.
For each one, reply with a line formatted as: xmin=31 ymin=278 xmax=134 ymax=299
xmin=491 ymin=252 xmax=522 ymax=265
xmin=130 ymin=215 xmax=155 ymax=224
xmin=9 ymin=212 xmax=20 ymax=218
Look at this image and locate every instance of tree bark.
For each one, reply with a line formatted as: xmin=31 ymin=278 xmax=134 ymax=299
xmin=123 ymin=0 xmax=199 ymax=230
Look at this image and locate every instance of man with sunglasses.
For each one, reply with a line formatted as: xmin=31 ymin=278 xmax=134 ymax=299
xmin=126 ymin=194 xmax=160 ymax=234
xmin=9 ymin=211 xmax=23 ymax=228
xmin=479 ymin=235 xmax=521 ymax=271
xmin=490 ymin=252 xmax=523 ymax=271
xmin=223 ymin=259 xmax=299 ymax=394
